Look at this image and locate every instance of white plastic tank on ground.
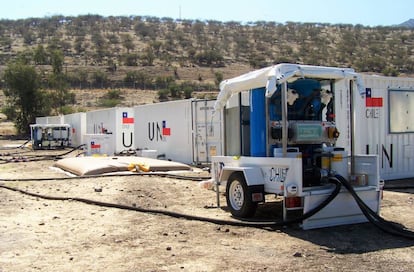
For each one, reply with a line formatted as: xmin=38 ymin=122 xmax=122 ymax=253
xmin=134 ymin=99 xmax=223 ymax=164
xmin=84 ymin=134 xmax=114 ymax=156
xmin=86 ymin=107 xmax=135 ymax=155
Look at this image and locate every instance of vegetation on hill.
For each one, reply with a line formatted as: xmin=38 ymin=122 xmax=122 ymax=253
xmin=1 ymin=15 xmax=413 ymax=83
xmin=1 ymin=15 xmax=414 ymax=134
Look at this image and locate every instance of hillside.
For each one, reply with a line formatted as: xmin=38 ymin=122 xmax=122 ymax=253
xmin=0 ymin=15 xmax=414 ymax=128
xmin=1 ymin=16 xmax=414 ymax=86
xmin=399 ymin=19 xmax=414 ymax=28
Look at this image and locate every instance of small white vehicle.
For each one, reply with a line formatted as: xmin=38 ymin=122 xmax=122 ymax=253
xmin=211 ymin=64 xmax=382 ymax=229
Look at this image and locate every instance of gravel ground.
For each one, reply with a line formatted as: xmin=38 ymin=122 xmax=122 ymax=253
xmin=1 ymin=139 xmax=414 ymax=272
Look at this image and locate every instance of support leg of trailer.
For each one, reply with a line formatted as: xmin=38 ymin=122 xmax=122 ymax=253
xmin=215 ymin=181 xmax=220 ymax=208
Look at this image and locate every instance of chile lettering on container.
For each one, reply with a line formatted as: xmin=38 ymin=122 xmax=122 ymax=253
xmin=366 ymin=108 xmax=380 ymax=118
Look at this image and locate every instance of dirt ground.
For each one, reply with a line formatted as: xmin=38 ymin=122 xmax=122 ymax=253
xmin=0 ymin=139 xmax=414 ymax=272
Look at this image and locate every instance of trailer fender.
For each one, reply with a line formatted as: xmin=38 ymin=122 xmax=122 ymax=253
xmin=219 ymin=166 xmax=264 ymax=186
xmin=219 ymin=166 xmax=266 ymax=203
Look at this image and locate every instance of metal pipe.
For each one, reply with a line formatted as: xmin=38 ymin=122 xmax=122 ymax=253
xmin=349 ymin=79 xmax=356 ymax=175
xmin=281 ymin=82 xmax=288 ymax=156
xmin=265 ymin=90 xmax=270 ymax=157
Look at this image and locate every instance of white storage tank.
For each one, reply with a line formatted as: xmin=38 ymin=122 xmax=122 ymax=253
xmin=84 ymin=134 xmax=115 ymax=156
xmin=86 ymin=107 xmax=135 ymax=155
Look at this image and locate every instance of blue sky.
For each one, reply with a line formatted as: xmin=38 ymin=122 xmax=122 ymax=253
xmin=0 ymin=0 xmax=412 ymax=26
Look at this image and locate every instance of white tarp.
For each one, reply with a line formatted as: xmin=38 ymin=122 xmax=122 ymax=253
xmin=214 ymin=63 xmax=364 ymax=112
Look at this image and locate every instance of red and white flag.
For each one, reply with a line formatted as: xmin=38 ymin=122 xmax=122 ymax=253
xmin=365 ymin=88 xmax=383 ymax=107
xmin=122 ymin=112 xmax=134 ymax=124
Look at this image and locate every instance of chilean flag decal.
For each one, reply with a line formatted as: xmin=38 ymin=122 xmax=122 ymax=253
xmin=365 ymin=88 xmax=383 ymax=107
xmin=162 ymin=120 xmax=171 ymax=136
xmin=122 ymin=112 xmax=134 ymax=124
xmin=91 ymin=141 xmax=101 ymax=149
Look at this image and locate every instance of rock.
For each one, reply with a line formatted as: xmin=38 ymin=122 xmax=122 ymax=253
xmin=293 ymin=252 xmax=303 ymax=257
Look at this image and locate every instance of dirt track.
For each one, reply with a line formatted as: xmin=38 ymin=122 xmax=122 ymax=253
xmin=1 ymin=140 xmax=414 ymax=272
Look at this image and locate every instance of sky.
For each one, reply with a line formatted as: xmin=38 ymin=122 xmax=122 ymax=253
xmin=0 ymin=0 xmax=412 ymax=27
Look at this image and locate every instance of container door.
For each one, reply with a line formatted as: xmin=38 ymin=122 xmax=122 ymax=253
xmin=192 ymin=100 xmax=223 ymax=164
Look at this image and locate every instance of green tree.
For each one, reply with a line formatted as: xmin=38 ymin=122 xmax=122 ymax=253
xmin=3 ymin=63 xmax=50 ymax=134
xmin=182 ymin=85 xmax=193 ymax=99
xmin=141 ymin=46 xmax=155 ymax=66
xmin=92 ymin=69 xmax=108 ymax=88
xmin=50 ymin=49 xmax=64 ymax=74
xmin=122 ymin=53 xmax=139 ymax=66
xmin=33 ymin=45 xmax=49 ymax=65
xmin=157 ymin=89 xmax=169 ymax=101
xmin=168 ymin=83 xmax=181 ymax=98
xmin=214 ymin=71 xmax=223 ymax=87
xmin=98 ymin=89 xmax=124 ymax=107
xmin=121 ymin=34 xmax=135 ymax=53
xmin=48 ymin=49 xmax=76 ymax=114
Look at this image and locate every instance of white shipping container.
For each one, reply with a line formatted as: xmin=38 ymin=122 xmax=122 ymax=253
xmin=35 ymin=115 xmax=64 ymax=125
xmin=134 ymin=99 xmax=223 ymax=164
xmin=63 ymin=112 xmax=86 ymax=147
xmin=86 ymin=107 xmax=135 ymax=154
xmin=351 ymin=74 xmax=414 ymax=180
xmin=332 ymin=75 xmax=414 ymax=180
xmin=47 ymin=115 xmax=64 ymax=124
xmin=35 ymin=116 xmax=48 ymax=124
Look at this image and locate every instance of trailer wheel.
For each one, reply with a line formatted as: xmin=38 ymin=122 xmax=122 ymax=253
xmin=226 ymin=172 xmax=257 ymax=218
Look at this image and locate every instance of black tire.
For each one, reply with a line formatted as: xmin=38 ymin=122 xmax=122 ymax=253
xmin=225 ymin=172 xmax=257 ymax=218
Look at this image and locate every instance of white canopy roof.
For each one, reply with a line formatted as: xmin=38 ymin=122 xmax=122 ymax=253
xmin=214 ymin=63 xmax=364 ymax=112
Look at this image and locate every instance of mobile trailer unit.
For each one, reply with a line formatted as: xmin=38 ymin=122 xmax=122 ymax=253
xmin=211 ymin=63 xmax=382 ymax=229
xmin=134 ymin=99 xmax=223 ymax=164
xmin=30 ymin=123 xmax=71 ymax=149
xmin=32 ymin=115 xmax=69 ymax=149
xmin=352 ymin=74 xmax=414 ymax=180
xmin=86 ymin=107 xmax=135 ymax=155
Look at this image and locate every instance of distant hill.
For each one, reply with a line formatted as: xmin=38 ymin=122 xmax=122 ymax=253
xmin=0 ymin=15 xmax=414 ymax=93
xmin=399 ymin=19 xmax=414 ymax=28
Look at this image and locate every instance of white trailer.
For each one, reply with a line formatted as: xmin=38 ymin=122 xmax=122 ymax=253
xmin=86 ymin=107 xmax=135 ymax=155
xmin=134 ymin=99 xmax=223 ymax=164
xmin=211 ymin=63 xmax=382 ymax=229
